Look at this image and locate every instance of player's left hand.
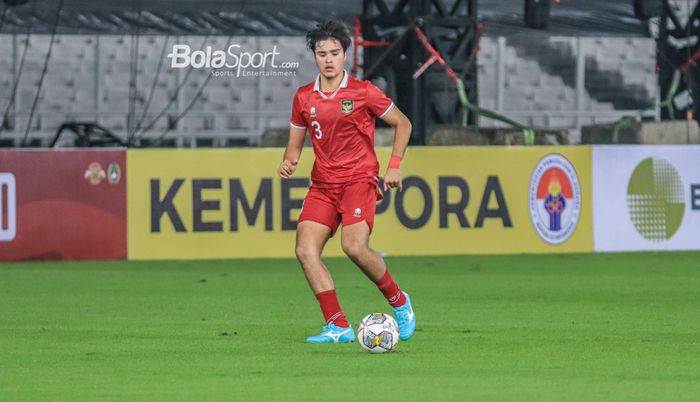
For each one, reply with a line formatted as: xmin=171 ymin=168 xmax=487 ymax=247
xmin=383 ymin=168 xmax=402 ymax=192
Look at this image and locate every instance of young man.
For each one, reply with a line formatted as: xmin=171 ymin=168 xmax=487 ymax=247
xmin=277 ymin=20 xmax=416 ymax=344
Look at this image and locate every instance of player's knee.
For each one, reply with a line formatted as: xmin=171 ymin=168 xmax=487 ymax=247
xmin=295 ymin=244 xmax=320 ymax=263
xmin=341 ymin=238 xmax=368 ymax=260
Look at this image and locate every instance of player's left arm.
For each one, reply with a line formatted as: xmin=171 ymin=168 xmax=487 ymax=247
xmin=380 ymin=106 xmax=412 ymax=192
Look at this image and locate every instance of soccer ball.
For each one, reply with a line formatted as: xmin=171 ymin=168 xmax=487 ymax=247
xmin=357 ymin=313 xmax=400 ymax=353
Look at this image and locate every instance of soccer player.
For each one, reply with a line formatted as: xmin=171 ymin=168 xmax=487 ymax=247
xmin=278 ymin=20 xmax=416 ymax=344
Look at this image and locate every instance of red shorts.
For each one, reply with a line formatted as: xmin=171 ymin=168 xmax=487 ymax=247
xmin=298 ymin=181 xmax=383 ymax=236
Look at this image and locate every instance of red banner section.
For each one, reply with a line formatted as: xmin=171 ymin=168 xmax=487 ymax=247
xmin=0 ymin=149 xmax=126 ymax=261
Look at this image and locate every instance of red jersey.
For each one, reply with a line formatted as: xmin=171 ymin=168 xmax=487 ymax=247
xmin=290 ymin=71 xmax=394 ymax=188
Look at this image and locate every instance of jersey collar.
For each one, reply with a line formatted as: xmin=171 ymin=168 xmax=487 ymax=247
xmin=313 ymin=70 xmax=349 ymax=100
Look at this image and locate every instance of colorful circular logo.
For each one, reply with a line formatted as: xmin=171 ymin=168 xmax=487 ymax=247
xmin=626 ymin=157 xmax=685 ymax=241
xmin=529 ymin=154 xmax=582 ymax=245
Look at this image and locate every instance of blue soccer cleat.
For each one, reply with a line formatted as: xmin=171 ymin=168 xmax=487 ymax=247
xmin=393 ymin=291 xmax=416 ymax=341
xmin=306 ymin=323 xmax=355 ymax=343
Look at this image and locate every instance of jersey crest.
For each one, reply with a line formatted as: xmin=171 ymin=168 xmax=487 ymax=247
xmin=341 ymin=99 xmax=354 ymax=115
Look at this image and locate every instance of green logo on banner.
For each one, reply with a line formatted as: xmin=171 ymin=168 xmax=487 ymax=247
xmin=626 ymin=157 xmax=685 ymax=241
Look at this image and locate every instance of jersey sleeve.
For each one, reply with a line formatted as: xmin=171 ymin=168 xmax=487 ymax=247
xmin=290 ymin=91 xmax=307 ymax=129
xmin=366 ymin=83 xmax=395 ymax=118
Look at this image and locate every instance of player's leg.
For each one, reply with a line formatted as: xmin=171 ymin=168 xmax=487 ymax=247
xmin=339 ymin=221 xmax=386 ymax=282
xmin=295 ymin=220 xmax=334 ymax=294
xmin=296 ymin=189 xmax=353 ymax=343
xmin=340 ymin=182 xmax=416 ymax=340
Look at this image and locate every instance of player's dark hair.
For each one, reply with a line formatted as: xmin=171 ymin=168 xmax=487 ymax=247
xmin=306 ymin=20 xmax=352 ymax=53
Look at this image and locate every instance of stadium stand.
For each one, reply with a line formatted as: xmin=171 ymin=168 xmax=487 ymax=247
xmin=0 ymin=33 xmax=656 ymax=146
xmin=477 ymin=36 xmax=656 ymax=143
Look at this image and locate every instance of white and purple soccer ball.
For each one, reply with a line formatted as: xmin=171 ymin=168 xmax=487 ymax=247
xmin=357 ymin=313 xmax=400 ymax=353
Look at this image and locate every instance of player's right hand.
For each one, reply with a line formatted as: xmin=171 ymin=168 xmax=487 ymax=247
xmin=278 ymin=159 xmax=298 ymax=178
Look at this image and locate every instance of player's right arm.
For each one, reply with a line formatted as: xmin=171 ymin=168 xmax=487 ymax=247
xmin=278 ymin=127 xmax=305 ymax=178
xmin=279 ymin=90 xmax=307 ymax=178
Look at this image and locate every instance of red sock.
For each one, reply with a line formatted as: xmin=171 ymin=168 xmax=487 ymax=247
xmin=315 ymin=290 xmax=349 ymax=328
xmin=376 ymin=269 xmax=406 ymax=307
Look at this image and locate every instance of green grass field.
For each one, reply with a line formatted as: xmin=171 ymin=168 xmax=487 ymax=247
xmin=1 ymin=252 xmax=699 ymax=401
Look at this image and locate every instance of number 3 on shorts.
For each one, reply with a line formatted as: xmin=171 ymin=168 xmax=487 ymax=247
xmin=311 ymin=121 xmax=323 ymax=140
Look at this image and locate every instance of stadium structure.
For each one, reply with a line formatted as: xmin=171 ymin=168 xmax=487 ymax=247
xmin=0 ymin=0 xmax=688 ymax=147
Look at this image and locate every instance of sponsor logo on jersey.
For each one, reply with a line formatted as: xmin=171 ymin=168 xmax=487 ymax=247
xmin=529 ymin=154 xmax=581 ymax=245
xmin=341 ymin=99 xmax=354 ymax=115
